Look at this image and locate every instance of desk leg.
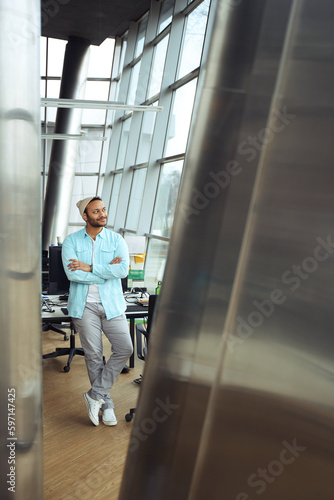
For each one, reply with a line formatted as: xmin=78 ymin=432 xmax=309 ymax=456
xmin=129 ymin=318 xmax=135 ymax=368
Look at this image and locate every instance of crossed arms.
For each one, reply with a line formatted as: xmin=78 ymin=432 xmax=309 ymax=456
xmin=61 ymin=236 xmax=129 ymax=284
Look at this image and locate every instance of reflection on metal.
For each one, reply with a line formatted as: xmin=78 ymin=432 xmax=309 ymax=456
xmin=0 ymin=0 xmax=43 ymax=498
xmin=120 ymin=0 xmax=334 ymax=499
xmin=41 ymin=97 xmax=163 ymax=112
xmin=42 ymin=37 xmax=90 ymax=250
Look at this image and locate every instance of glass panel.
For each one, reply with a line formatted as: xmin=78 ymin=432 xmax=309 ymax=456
xmin=158 ymin=0 xmax=174 ymax=34
xmin=45 ymin=79 xmax=61 ymax=98
xmin=145 ymin=238 xmax=169 ymax=293
xmin=165 ymin=78 xmax=197 ymax=156
xmin=135 ymin=17 xmax=148 ymax=58
xmin=40 ymin=37 xmax=47 ymax=76
xmin=45 ymin=80 xmax=61 ymax=122
xmin=178 ymin=1 xmax=210 ymax=79
xmin=136 ymin=109 xmax=157 ymax=164
xmin=116 ymin=116 xmax=132 ymax=169
xmin=47 ymin=38 xmax=66 ymax=76
xmin=110 ymin=78 xmax=121 ymax=103
xmin=40 ymin=80 xmax=46 ymax=120
xmin=108 ymin=173 xmax=122 ymax=226
xmin=69 ymin=176 xmax=98 ymax=223
xmin=97 ymin=178 xmax=103 ymax=197
xmin=87 ymin=38 xmax=114 ymax=78
xmin=119 ymin=39 xmax=128 ymax=74
xmin=40 ymin=129 xmax=46 ymax=170
xmin=151 ymin=160 xmax=183 ymax=238
xmin=147 ymin=35 xmax=169 ymax=98
xmin=127 ymin=61 xmax=142 ymax=105
xmin=126 ymin=169 xmax=147 ymax=230
xmin=82 ymin=81 xmax=110 ymax=124
xmin=41 ymin=173 xmax=46 ymax=207
xmin=44 ymin=125 xmax=55 ymax=173
xmin=76 ymin=129 xmax=104 ymax=173
xmin=40 ymin=79 xmax=46 ymax=98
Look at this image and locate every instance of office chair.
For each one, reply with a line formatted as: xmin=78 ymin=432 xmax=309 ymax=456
xmin=43 ymin=319 xmax=85 ymax=372
xmin=125 ymin=294 xmax=158 ymax=422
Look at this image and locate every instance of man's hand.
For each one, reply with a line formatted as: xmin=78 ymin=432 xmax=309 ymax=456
xmin=110 ymin=257 xmax=122 ymax=265
xmin=67 ymin=259 xmax=91 ymax=272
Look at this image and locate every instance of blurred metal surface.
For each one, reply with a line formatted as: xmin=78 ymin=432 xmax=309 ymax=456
xmin=42 ymin=37 xmax=90 ymax=250
xmin=189 ymin=0 xmax=334 ymax=498
xmin=120 ymin=0 xmax=278 ymax=498
xmin=0 ymin=1 xmax=43 ymax=498
xmin=120 ymin=0 xmax=334 ymax=499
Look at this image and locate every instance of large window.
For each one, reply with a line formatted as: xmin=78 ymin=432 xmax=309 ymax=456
xmin=41 ymin=36 xmax=115 ymax=227
xmin=41 ymin=1 xmax=211 ymax=291
xmin=102 ymin=0 xmax=211 ymax=291
xmin=178 ymin=0 xmax=210 ymax=79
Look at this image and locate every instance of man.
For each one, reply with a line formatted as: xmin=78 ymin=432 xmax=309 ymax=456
xmin=61 ymin=196 xmax=133 ymax=427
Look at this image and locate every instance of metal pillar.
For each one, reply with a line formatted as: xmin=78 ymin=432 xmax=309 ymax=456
xmin=119 ymin=0 xmax=272 ymax=498
xmin=120 ymin=0 xmax=334 ymax=499
xmin=42 ymin=36 xmax=90 ymax=250
xmin=0 ymin=1 xmax=43 ymax=498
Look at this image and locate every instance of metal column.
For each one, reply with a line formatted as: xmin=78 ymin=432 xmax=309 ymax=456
xmin=119 ymin=0 xmax=274 ymax=498
xmin=188 ymin=1 xmax=334 ymax=498
xmin=42 ymin=36 xmax=90 ymax=250
xmin=120 ymin=0 xmax=334 ymax=499
xmin=0 ymin=1 xmax=43 ymax=498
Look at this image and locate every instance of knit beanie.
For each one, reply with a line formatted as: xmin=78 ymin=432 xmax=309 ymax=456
xmin=76 ymin=196 xmax=95 ymax=217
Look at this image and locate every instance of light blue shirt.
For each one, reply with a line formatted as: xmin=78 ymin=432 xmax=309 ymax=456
xmin=61 ymin=227 xmax=129 ymax=320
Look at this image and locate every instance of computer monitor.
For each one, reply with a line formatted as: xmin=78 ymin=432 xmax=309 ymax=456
xmin=48 ymin=246 xmax=70 ymax=295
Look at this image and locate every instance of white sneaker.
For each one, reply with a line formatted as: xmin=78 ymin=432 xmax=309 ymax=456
xmin=83 ymin=392 xmax=105 ymax=426
xmin=102 ymin=407 xmax=118 ymax=426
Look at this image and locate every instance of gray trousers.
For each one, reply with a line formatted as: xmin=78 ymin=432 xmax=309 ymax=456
xmin=72 ymin=302 xmax=133 ymax=410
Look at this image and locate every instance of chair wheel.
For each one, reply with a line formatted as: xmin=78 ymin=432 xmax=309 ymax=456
xmin=64 ymin=365 xmax=70 ymax=372
xmin=64 ymin=336 xmax=69 ymax=341
xmin=125 ymin=413 xmax=133 ymax=422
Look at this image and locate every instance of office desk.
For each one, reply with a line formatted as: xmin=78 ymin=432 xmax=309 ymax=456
xmin=42 ymin=300 xmax=148 ymax=371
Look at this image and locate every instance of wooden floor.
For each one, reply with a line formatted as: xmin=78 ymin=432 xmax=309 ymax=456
xmin=42 ymin=326 xmax=144 ymax=500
